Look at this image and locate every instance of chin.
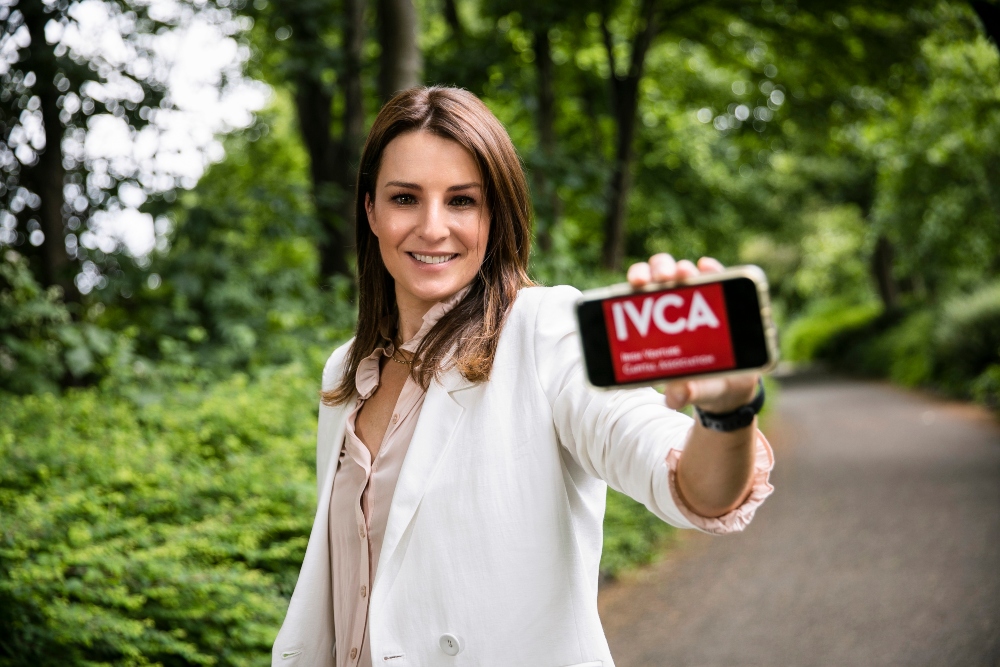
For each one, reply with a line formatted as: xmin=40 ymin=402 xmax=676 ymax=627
xmin=399 ymin=274 xmax=473 ymax=303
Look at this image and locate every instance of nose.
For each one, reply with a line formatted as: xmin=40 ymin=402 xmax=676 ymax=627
xmin=415 ymin=198 xmax=449 ymax=243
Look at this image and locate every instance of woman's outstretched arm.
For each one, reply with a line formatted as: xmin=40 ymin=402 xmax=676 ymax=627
xmin=627 ymin=254 xmax=762 ymax=518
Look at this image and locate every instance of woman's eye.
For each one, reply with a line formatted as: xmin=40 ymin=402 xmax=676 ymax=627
xmin=391 ymin=194 xmax=417 ymax=205
xmin=450 ymin=195 xmax=476 ymax=207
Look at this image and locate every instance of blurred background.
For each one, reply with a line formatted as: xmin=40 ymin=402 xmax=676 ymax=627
xmin=1 ymin=0 xmax=998 ymax=664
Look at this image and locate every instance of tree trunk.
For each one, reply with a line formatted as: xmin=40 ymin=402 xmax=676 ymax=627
xmin=377 ymin=0 xmax=422 ymax=101
xmin=18 ymin=3 xmax=75 ymax=299
xmin=293 ymin=82 xmax=350 ymax=280
xmin=289 ymin=0 xmax=365 ymax=281
xmin=871 ymin=235 xmax=898 ymax=313
xmin=443 ymin=0 xmax=463 ymax=41
xmin=601 ymin=82 xmax=639 ymax=270
xmin=533 ymin=27 xmax=560 ymax=252
xmin=333 ymin=0 xmax=366 ymax=277
xmin=600 ymin=0 xmax=658 ymax=270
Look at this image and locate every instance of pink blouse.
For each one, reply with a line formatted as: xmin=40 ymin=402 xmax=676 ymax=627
xmin=327 ymin=290 xmax=775 ymax=667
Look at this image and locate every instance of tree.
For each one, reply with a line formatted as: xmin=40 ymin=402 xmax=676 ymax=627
xmin=249 ymin=0 xmax=366 ymax=282
xmin=0 ymin=0 xmax=175 ymax=298
xmin=377 ymin=0 xmax=422 ymax=101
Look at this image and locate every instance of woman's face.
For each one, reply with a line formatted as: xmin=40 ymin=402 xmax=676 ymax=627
xmin=367 ymin=130 xmax=490 ymax=312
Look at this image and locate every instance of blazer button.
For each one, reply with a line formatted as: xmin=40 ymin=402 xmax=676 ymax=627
xmin=439 ymin=633 xmax=463 ymax=656
xmin=350 ymin=647 xmax=358 ymax=659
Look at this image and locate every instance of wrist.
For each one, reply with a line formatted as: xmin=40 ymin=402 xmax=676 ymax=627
xmin=694 ymin=378 xmax=765 ymax=432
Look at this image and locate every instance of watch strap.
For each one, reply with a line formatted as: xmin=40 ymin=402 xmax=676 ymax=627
xmin=694 ymin=378 xmax=765 ymax=432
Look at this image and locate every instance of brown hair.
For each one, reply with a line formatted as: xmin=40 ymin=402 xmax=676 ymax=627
xmin=323 ymin=86 xmax=535 ymax=406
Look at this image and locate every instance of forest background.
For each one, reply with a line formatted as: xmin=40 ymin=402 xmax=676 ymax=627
xmin=2 ymin=0 xmax=1000 ymax=663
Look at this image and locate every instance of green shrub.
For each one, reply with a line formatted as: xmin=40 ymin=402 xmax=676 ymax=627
xmin=781 ymin=299 xmax=882 ymax=363
xmin=934 ymin=280 xmax=1000 ymax=392
xmin=836 ymin=309 xmax=936 ymax=387
xmin=972 ymin=364 xmax=1000 ymax=411
xmin=0 ymin=366 xmax=319 ymax=666
xmin=600 ymin=489 xmax=675 ymax=579
xmin=0 ymin=251 xmax=124 ymax=395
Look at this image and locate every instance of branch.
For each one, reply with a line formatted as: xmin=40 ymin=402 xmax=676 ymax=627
xmin=628 ymin=0 xmax=659 ymax=82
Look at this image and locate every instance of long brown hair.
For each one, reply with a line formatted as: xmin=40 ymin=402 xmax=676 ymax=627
xmin=323 ymin=86 xmax=536 ymax=406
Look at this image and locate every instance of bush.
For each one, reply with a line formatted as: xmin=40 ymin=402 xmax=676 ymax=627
xmin=600 ymin=490 xmax=675 ymax=579
xmin=972 ymin=364 xmax=1000 ymax=411
xmin=789 ymin=281 xmax=1000 ymax=413
xmin=0 ymin=366 xmax=319 ymax=666
xmin=0 ymin=251 xmax=123 ymax=395
xmin=934 ymin=280 xmax=1000 ymax=392
xmin=781 ymin=298 xmax=882 ymax=363
xmin=829 ymin=309 xmax=936 ymax=387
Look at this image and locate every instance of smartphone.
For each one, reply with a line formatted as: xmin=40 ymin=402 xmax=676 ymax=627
xmin=574 ymin=265 xmax=779 ymax=388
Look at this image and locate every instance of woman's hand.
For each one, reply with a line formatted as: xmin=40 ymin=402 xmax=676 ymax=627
xmin=626 ymin=253 xmax=759 ymax=414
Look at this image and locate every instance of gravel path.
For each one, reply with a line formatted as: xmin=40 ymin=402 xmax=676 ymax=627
xmin=598 ymin=376 xmax=1000 ymax=667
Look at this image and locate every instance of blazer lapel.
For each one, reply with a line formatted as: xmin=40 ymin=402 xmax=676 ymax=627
xmin=373 ymin=366 xmax=475 ymax=592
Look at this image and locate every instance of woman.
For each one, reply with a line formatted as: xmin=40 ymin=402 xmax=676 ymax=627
xmin=272 ymin=86 xmax=773 ymax=667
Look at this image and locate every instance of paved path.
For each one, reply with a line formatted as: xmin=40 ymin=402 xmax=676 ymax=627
xmin=598 ymin=376 xmax=1000 ymax=666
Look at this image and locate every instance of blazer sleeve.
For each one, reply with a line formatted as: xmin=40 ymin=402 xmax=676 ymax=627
xmin=532 ymin=285 xmax=702 ymax=529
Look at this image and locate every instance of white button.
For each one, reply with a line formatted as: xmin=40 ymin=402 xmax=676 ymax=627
xmin=391 ymin=414 xmax=398 ymax=423
xmin=439 ymin=633 xmax=463 ymax=656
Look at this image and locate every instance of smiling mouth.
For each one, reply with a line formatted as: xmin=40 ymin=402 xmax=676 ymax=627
xmin=409 ymin=252 xmax=458 ymax=265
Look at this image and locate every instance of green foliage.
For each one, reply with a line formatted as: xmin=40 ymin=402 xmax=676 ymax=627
xmin=781 ymin=299 xmax=882 ymax=363
xmin=101 ymin=99 xmax=356 ymax=376
xmin=789 ymin=281 xmax=1000 ymax=411
xmin=934 ymin=280 xmax=1000 ymax=391
xmin=864 ymin=9 xmax=1000 ymax=294
xmin=600 ymin=489 xmax=675 ymax=579
xmin=972 ymin=364 xmax=1000 ymax=411
xmin=0 ymin=366 xmax=320 ymax=666
xmin=835 ymin=310 xmax=937 ymax=388
xmin=0 ymin=251 xmax=123 ymax=394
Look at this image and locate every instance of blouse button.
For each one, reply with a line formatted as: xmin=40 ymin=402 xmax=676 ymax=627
xmin=359 ymin=526 xmax=366 ymax=539
xmin=350 ymin=647 xmax=358 ymax=659
xmin=391 ymin=414 xmax=398 ymax=424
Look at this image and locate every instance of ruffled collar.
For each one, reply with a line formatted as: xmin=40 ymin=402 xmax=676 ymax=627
xmin=354 ymin=286 xmax=472 ymax=399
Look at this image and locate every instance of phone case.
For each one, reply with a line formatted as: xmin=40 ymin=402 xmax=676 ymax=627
xmin=574 ymin=264 xmax=780 ymax=389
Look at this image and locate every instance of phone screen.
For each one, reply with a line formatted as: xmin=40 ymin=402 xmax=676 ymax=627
xmin=576 ymin=276 xmax=771 ymax=387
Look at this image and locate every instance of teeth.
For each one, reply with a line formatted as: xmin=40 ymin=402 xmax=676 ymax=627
xmin=412 ymin=253 xmax=455 ymax=265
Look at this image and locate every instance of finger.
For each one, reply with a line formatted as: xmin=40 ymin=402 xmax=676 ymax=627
xmin=649 ymin=253 xmax=677 ymax=282
xmin=664 ymin=381 xmax=691 ymax=410
xmin=697 ymin=256 xmax=725 ymax=273
xmin=675 ymin=259 xmax=699 ymax=279
xmin=685 ymin=376 xmax=730 ymax=407
xmin=627 ymin=262 xmax=652 ymax=287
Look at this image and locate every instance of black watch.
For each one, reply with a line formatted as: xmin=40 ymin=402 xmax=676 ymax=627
xmin=694 ymin=378 xmax=765 ymax=432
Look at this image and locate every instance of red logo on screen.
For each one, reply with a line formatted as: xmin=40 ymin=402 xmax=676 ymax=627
xmin=601 ymin=283 xmax=736 ymax=383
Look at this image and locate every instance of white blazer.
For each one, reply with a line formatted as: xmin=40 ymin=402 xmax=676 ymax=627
xmin=272 ymin=285 xmax=706 ymax=667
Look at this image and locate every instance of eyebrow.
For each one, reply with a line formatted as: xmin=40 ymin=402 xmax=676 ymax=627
xmin=384 ymin=181 xmax=482 ymax=192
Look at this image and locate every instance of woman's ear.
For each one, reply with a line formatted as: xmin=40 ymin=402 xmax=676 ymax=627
xmin=365 ymin=193 xmax=377 ymax=236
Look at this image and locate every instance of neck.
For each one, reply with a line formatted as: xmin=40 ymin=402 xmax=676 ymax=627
xmin=394 ymin=289 xmax=438 ymax=343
